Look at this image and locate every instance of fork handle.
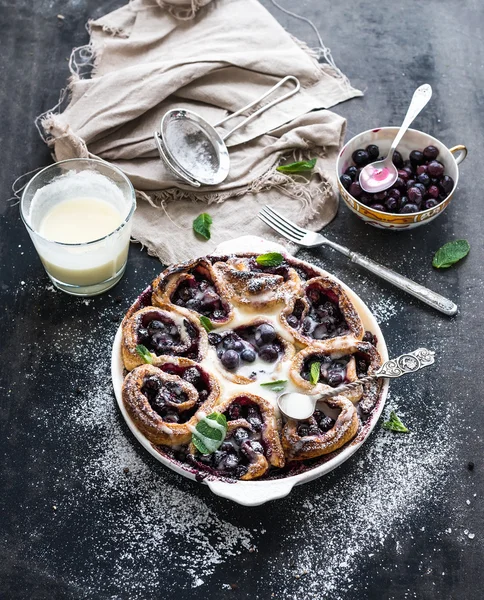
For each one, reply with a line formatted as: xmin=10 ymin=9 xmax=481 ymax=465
xmin=348 ymin=251 xmax=458 ymax=316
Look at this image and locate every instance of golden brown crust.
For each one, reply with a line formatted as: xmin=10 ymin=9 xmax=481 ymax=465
xmin=213 ymin=256 xmax=302 ymax=310
xmin=289 ymin=340 xmax=382 ymax=405
xmin=280 ymin=275 xmax=364 ymax=348
xmin=282 ymin=395 xmax=359 ymax=460
xmin=121 ymin=305 xmax=208 ymax=371
xmin=122 ymin=362 xmax=220 ymax=446
xmin=152 ymin=257 xmax=234 ymax=325
xmin=210 ymin=393 xmax=285 ymax=479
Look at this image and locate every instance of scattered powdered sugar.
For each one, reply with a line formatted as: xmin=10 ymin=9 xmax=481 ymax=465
xmin=20 ymin=273 xmax=460 ymax=598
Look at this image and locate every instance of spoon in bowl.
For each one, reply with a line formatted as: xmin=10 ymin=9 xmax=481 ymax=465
xmin=359 ymin=84 xmax=433 ymax=194
xmin=277 ymin=348 xmax=435 ymax=421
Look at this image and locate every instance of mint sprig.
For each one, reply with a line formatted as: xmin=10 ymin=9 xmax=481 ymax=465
xmin=310 ymin=362 xmax=321 ymax=385
xmin=199 ymin=316 xmax=214 ymax=332
xmin=193 ymin=213 xmax=212 ymax=241
xmin=192 ymin=412 xmax=227 ymax=454
xmin=432 ymin=239 xmax=470 ymax=269
xmin=276 ymin=158 xmax=317 ymax=174
xmin=382 ymin=410 xmax=409 ymax=433
xmin=255 ymin=252 xmax=284 ymax=267
xmin=136 ymin=344 xmax=153 ymax=364
xmin=260 ymin=379 xmax=288 ymax=392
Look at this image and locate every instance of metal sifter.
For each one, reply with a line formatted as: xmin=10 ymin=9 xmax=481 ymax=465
xmin=154 ymin=76 xmax=300 ymax=187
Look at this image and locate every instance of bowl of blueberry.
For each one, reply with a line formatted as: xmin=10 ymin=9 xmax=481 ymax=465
xmin=337 ymin=127 xmax=467 ymax=229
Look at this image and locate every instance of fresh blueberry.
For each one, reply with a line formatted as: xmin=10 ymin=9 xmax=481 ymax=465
xmin=385 ymin=197 xmax=398 ymax=212
xmin=439 ymin=175 xmax=454 ymax=195
xmin=340 ymin=174 xmax=352 ymax=190
xmin=423 ymin=145 xmax=439 ymax=160
xmin=424 ymin=199 xmax=438 ymax=210
xmin=259 ymin=344 xmax=279 ymax=363
xmin=407 ymin=186 xmax=423 ymax=204
xmin=416 ymin=164 xmax=428 ymax=175
xmin=414 ymin=183 xmax=427 ymax=196
xmin=345 ymin=166 xmax=358 ymax=179
xmin=427 ymin=160 xmax=445 ymax=178
xmin=352 ymin=149 xmax=369 ymax=166
xmin=427 ymin=185 xmax=440 ymax=199
xmin=241 ymin=348 xmax=256 ymax=363
xmin=349 ymin=182 xmax=362 ymax=198
xmin=409 ymin=150 xmax=425 ymax=167
xmin=398 ymin=196 xmax=409 ymax=210
xmin=254 ymin=323 xmax=276 ymax=346
xmin=366 ymin=144 xmax=380 ymax=160
xmin=222 ymin=349 xmax=240 ymax=370
xmin=400 ymin=203 xmax=419 ymax=213
xmin=392 ymin=150 xmax=404 ymax=168
xmin=373 ymin=190 xmax=388 ymax=202
xmin=370 ymin=203 xmax=386 ymax=212
xmin=417 ymin=172 xmax=431 ymax=187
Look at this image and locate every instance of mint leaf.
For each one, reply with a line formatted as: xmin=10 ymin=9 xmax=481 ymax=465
xmin=193 ymin=213 xmax=212 ymax=241
xmin=432 ymin=239 xmax=470 ymax=269
xmin=192 ymin=412 xmax=227 ymax=454
xmin=136 ymin=344 xmax=153 ymax=364
xmin=310 ymin=362 xmax=321 ymax=385
xmin=382 ymin=410 xmax=409 ymax=433
xmin=260 ymin=379 xmax=288 ymax=389
xmin=276 ymin=158 xmax=317 ymax=174
xmin=255 ymin=252 xmax=284 ymax=267
xmin=199 ymin=316 xmax=214 ymax=332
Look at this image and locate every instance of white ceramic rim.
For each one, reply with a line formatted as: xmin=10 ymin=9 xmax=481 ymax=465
xmin=111 ymin=249 xmax=389 ymax=506
xmin=336 ymin=126 xmax=461 ymax=218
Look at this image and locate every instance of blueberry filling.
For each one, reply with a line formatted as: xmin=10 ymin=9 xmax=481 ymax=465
xmin=301 ymin=355 xmax=351 ymax=387
xmin=191 ymin=401 xmax=266 ymax=479
xmin=142 ymin=376 xmax=191 ymax=423
xmin=137 ymin=313 xmax=199 ymax=359
xmin=288 ymin=287 xmax=348 ymax=340
xmin=362 ymin=330 xmax=378 ymax=346
xmin=297 ymin=409 xmax=336 ymax=437
xmin=355 ymin=353 xmax=370 ymax=378
xmin=208 ymin=324 xmax=282 ymax=376
xmin=159 ymin=363 xmax=211 ymax=402
xmin=171 ymin=273 xmax=228 ymax=320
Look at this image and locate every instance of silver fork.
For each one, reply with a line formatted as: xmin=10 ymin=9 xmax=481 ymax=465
xmin=258 ymin=205 xmax=458 ymax=316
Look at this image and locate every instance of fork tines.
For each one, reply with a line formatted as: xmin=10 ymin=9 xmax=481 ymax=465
xmin=258 ymin=206 xmax=305 ymax=243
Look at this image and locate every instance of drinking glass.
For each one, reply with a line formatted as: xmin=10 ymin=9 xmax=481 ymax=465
xmin=20 ymin=159 xmax=136 ymax=296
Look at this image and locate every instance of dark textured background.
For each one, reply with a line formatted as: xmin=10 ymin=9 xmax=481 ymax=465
xmin=1 ymin=1 xmax=483 ymax=599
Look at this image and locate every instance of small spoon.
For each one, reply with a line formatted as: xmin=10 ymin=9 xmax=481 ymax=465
xmin=277 ymin=348 xmax=435 ymax=421
xmin=359 ymin=84 xmax=433 ymax=194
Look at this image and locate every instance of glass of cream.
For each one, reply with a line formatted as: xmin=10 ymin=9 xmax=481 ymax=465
xmin=20 ymin=159 xmax=136 ymax=296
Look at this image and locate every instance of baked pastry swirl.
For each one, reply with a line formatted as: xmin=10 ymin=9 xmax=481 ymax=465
xmin=120 ymin=252 xmax=384 ymax=481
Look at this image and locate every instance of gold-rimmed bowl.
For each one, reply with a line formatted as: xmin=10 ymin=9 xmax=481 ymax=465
xmin=337 ymin=127 xmax=467 ymax=229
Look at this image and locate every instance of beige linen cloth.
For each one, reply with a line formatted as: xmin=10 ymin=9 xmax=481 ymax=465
xmin=40 ymin=0 xmax=362 ymax=264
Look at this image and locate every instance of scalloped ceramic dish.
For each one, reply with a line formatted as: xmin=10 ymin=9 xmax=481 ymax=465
xmin=111 ymin=237 xmax=389 ymax=505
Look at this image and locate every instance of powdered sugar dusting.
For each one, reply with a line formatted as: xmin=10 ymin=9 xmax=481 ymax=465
xmin=20 ymin=274 xmax=456 ymax=598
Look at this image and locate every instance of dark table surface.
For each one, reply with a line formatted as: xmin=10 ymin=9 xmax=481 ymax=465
xmin=1 ymin=1 xmax=483 ymax=599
